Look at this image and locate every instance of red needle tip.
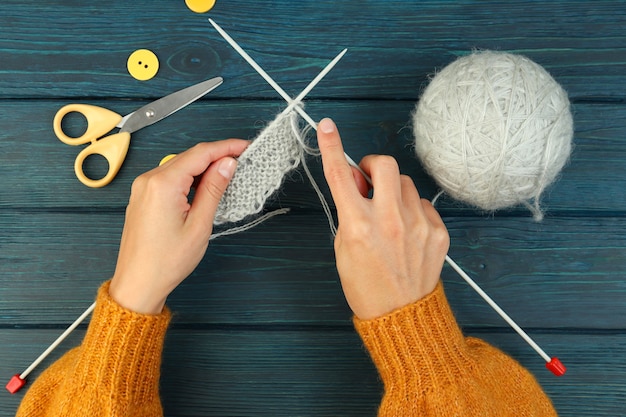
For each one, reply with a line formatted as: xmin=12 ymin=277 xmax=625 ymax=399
xmin=546 ymin=357 xmax=566 ymax=376
xmin=6 ymin=374 xmax=26 ymax=394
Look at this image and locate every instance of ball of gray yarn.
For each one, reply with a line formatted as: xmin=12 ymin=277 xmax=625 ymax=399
xmin=412 ymin=51 xmax=573 ymax=220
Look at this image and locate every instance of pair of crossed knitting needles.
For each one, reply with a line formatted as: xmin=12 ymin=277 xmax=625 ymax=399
xmin=6 ymin=19 xmax=564 ymax=395
xmin=209 ymin=19 xmax=564 ymax=376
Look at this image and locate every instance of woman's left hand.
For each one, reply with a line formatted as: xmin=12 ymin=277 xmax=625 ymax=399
xmin=109 ymin=139 xmax=249 ymax=314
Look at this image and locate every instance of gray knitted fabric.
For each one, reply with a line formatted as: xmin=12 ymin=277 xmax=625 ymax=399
xmin=214 ymin=110 xmax=303 ymax=225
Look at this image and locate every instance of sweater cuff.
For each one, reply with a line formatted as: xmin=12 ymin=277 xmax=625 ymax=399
xmin=72 ymin=281 xmax=171 ymax=404
xmin=354 ymin=281 xmax=472 ymax=391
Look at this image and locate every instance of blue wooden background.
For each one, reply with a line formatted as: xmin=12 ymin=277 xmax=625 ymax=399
xmin=1 ymin=1 xmax=625 ymax=415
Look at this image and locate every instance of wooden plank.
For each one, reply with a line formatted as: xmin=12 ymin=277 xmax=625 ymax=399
xmin=1 ymin=2 xmax=623 ymax=416
xmin=1 ymin=328 xmax=624 ymax=416
xmin=1 ymin=100 xmax=624 ymax=214
xmin=2 ymin=211 xmax=625 ymax=329
xmin=0 ymin=1 xmax=624 ymax=100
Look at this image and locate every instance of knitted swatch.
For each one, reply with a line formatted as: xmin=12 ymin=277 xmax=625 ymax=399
xmin=214 ymin=109 xmax=304 ymax=225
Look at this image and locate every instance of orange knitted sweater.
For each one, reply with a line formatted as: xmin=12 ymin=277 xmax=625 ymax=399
xmin=16 ymin=281 xmax=557 ymax=416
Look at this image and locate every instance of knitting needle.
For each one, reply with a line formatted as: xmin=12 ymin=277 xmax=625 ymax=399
xmin=210 ymin=19 xmax=319 ymax=127
xmin=339 ymin=156 xmax=565 ymax=373
xmin=445 ymin=256 xmax=565 ymax=376
xmin=209 ymin=19 xmax=369 ymax=184
xmin=6 ymin=302 xmax=96 ymax=393
xmin=158 ymin=48 xmax=344 ymax=171
xmin=7 ymin=38 xmax=346 ymax=395
xmin=210 ymin=19 xmax=565 ymax=376
xmin=279 ymin=48 xmax=347 ymax=117
xmin=11 ymin=22 xmax=559 ymax=386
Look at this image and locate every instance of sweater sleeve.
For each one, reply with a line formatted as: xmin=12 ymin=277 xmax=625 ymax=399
xmin=16 ymin=281 xmax=171 ymax=417
xmin=354 ymin=281 xmax=558 ymax=417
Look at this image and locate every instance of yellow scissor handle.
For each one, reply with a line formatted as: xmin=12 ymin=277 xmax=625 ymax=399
xmin=53 ymin=104 xmax=123 ymax=145
xmin=159 ymin=154 xmax=177 ymax=166
xmin=74 ymin=131 xmax=131 ymax=188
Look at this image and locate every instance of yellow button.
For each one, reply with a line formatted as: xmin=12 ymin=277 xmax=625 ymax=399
xmin=127 ymin=49 xmax=159 ymax=81
xmin=185 ymin=0 xmax=216 ymax=13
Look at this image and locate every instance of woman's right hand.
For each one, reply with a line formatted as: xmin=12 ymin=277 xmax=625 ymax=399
xmin=317 ymin=118 xmax=450 ymax=320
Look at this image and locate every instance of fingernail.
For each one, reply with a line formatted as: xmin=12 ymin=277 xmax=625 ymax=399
xmin=318 ymin=118 xmax=335 ymax=134
xmin=218 ymin=158 xmax=237 ymax=179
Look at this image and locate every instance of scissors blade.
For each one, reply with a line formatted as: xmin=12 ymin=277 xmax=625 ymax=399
xmin=119 ymin=77 xmax=223 ymax=133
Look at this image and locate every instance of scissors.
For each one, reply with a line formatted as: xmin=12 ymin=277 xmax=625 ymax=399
xmin=53 ymin=77 xmax=223 ymax=188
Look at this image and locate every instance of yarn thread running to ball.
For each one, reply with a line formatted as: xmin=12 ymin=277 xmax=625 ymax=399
xmin=412 ymin=51 xmax=573 ymax=221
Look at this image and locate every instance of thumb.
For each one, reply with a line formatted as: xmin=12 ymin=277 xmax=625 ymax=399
xmin=187 ymin=156 xmax=237 ymax=232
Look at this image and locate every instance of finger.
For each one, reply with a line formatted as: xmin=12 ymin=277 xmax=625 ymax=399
xmin=400 ymin=175 xmax=422 ymax=208
xmin=167 ymin=139 xmax=249 ymax=179
xmin=359 ymin=154 xmax=402 ymax=204
xmin=398 ymin=175 xmax=430 ymax=223
xmin=351 ymin=166 xmax=371 ymax=198
xmin=420 ymin=198 xmax=447 ymax=229
xmin=317 ymin=118 xmax=364 ymax=212
xmin=186 ymin=156 xmax=238 ymax=235
xmin=421 ymin=198 xmax=450 ymax=254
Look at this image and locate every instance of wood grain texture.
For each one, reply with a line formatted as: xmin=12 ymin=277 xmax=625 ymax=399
xmin=2 ymin=212 xmax=626 ymax=329
xmin=1 ymin=100 xmax=625 ymax=214
xmin=1 ymin=329 xmax=624 ymax=416
xmin=1 ymin=0 xmax=625 ymax=415
xmin=0 ymin=1 xmax=624 ymax=100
